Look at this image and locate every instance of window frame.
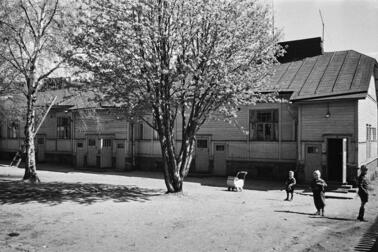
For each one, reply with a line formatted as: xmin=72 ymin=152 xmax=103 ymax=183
xmin=88 ymin=139 xmax=96 ymax=147
xmin=103 ymin=139 xmax=112 ymax=148
xmin=249 ymin=109 xmax=279 ymax=141
xmin=7 ymin=121 xmax=19 ymax=139
xmin=135 ymin=123 xmax=144 ymax=140
xmin=197 ymin=139 xmax=208 ymax=148
xmin=152 ymin=120 xmax=159 ymax=140
xmin=57 ymin=116 xmax=71 ymax=139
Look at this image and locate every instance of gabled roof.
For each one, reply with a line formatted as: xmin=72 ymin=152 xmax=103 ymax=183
xmin=0 ymin=89 xmax=101 ymax=114
xmin=37 ymin=89 xmax=99 ymax=110
xmin=270 ymin=50 xmax=377 ymax=101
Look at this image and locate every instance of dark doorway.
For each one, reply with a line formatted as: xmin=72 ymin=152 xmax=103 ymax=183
xmin=327 ymin=139 xmax=343 ymax=181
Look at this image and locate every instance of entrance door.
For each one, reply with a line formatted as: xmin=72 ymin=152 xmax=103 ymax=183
xmin=115 ymin=140 xmax=127 ymax=170
xmin=76 ymin=141 xmax=85 ymax=168
xmin=36 ymin=135 xmax=46 ymax=162
xmin=195 ymin=136 xmax=210 ymax=172
xmin=100 ymin=138 xmax=113 ymax=168
xmin=304 ymin=144 xmax=322 ymax=182
xmin=327 ymin=138 xmax=344 ymax=181
xmin=214 ymin=143 xmax=227 ymax=175
xmin=87 ymin=137 xmax=97 ymax=167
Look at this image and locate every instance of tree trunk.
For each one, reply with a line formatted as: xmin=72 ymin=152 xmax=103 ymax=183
xmin=23 ymin=94 xmax=40 ymax=183
xmin=161 ymin=135 xmax=195 ymax=193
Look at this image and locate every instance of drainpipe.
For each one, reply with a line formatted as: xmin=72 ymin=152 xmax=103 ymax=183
xmin=130 ymin=122 xmax=135 ymax=169
xmin=71 ymin=111 xmax=75 ymax=166
xmin=297 ymin=106 xmax=302 ymax=168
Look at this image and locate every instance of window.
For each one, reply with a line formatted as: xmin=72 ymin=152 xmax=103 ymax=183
xmin=103 ymin=139 xmax=112 ymax=147
xmin=8 ymin=121 xmax=19 ymax=139
xmin=197 ymin=139 xmax=208 ymax=148
xmin=57 ymin=117 xmax=71 ymax=139
xmin=249 ymin=109 xmax=278 ymax=141
xmin=88 ymin=139 xmax=96 ymax=146
xmin=77 ymin=142 xmax=83 ymax=148
xmin=307 ymin=146 xmax=319 ymax=153
xmin=370 ymin=127 xmax=377 ymax=142
xmin=215 ymin=144 xmax=225 ymax=151
xmin=152 ymin=120 xmax=159 ymax=140
xmin=117 ymin=143 xmax=125 ymax=149
xmin=366 ymin=124 xmax=377 ymax=159
xmin=135 ymin=123 xmax=143 ymax=140
xmin=37 ymin=138 xmax=44 ymax=144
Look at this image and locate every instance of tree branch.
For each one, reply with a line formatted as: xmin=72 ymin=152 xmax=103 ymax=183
xmin=20 ymin=0 xmax=37 ymax=39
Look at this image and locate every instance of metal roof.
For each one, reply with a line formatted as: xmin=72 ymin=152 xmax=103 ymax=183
xmin=270 ymin=50 xmax=377 ymax=101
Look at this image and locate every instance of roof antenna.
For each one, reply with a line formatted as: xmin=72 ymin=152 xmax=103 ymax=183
xmin=319 ymin=10 xmax=325 ymax=53
xmin=272 ymin=0 xmax=275 ymax=37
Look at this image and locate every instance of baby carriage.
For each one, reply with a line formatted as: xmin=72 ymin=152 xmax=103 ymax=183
xmin=227 ymin=171 xmax=248 ymax=191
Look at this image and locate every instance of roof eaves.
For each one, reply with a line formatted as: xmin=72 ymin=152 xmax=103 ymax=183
xmin=293 ymin=92 xmax=366 ymax=103
xmin=291 ymin=90 xmax=367 ymax=101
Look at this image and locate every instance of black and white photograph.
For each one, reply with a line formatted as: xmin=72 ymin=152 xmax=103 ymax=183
xmin=1 ymin=0 xmax=378 ymax=251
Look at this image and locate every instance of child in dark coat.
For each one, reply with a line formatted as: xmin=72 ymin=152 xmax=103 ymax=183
xmin=311 ymin=170 xmax=327 ymax=216
xmin=357 ymin=165 xmax=369 ymax=221
xmin=284 ymin=171 xmax=296 ymax=201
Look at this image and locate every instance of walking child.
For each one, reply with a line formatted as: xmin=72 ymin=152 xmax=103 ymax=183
xmin=284 ymin=171 xmax=296 ymax=201
xmin=311 ymin=170 xmax=327 ymax=216
xmin=357 ymin=165 xmax=369 ymax=221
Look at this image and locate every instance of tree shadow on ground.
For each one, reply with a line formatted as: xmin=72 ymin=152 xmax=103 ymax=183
xmin=0 ymin=177 xmax=164 ymax=205
xmin=275 ymin=210 xmax=356 ymax=221
xmin=0 ymin=161 xmax=289 ymax=191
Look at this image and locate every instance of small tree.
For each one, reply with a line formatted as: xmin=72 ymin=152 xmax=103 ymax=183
xmin=0 ymin=0 xmax=72 ymax=182
xmin=70 ymin=0 xmax=282 ymax=192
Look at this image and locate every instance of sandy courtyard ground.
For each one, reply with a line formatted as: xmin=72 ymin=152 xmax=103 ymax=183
xmin=1 ymin=163 xmax=378 ymax=252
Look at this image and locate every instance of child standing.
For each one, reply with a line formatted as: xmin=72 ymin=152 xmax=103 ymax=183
xmin=284 ymin=171 xmax=296 ymax=201
xmin=311 ymin=170 xmax=327 ymax=216
xmin=357 ymin=165 xmax=369 ymax=221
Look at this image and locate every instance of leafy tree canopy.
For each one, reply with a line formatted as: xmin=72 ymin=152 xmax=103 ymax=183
xmin=69 ymin=0 xmax=283 ymax=192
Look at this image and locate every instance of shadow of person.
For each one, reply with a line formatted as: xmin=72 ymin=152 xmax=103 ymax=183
xmin=275 ymin=210 xmax=356 ymax=221
xmin=274 ymin=210 xmax=315 ymax=216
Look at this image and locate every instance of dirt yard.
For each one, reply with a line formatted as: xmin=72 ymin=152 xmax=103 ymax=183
xmin=0 ymin=163 xmax=377 ymax=252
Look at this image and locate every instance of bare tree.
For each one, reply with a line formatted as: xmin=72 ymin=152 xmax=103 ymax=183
xmin=69 ymin=0 xmax=282 ymax=192
xmin=0 ymin=0 xmax=72 ymax=182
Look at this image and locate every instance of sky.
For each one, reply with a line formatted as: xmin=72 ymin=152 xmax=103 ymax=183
xmin=272 ymin=0 xmax=378 ymax=59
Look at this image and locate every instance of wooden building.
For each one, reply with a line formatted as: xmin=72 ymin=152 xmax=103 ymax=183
xmin=196 ymin=49 xmax=378 ymax=183
xmin=1 ymin=39 xmax=377 ymax=184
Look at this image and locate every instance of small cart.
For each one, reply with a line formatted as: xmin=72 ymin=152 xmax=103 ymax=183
xmin=227 ymin=171 xmax=248 ymax=191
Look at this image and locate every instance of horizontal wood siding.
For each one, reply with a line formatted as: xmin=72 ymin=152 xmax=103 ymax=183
xmin=281 ymin=142 xmax=297 ymax=160
xmin=250 ymin=142 xmax=279 ymax=159
xmin=301 ymin=101 xmax=355 ymax=141
xmin=136 ymin=141 xmax=161 ymax=156
xmin=56 ymin=139 xmax=72 ymax=152
xmin=193 ymin=103 xmax=296 ymax=141
xmin=197 ymin=107 xmax=249 ymax=141
xmin=227 ymin=141 xmax=296 ymax=161
xmin=46 ymin=139 xmax=56 ymax=152
xmin=38 ymin=112 xmax=61 ymax=138
xmin=74 ymin=111 xmax=128 ymax=139
xmin=0 ymin=139 xmax=21 ymax=151
xmin=280 ymin=103 xmax=296 ymax=141
xmin=228 ymin=142 xmax=249 ymax=159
